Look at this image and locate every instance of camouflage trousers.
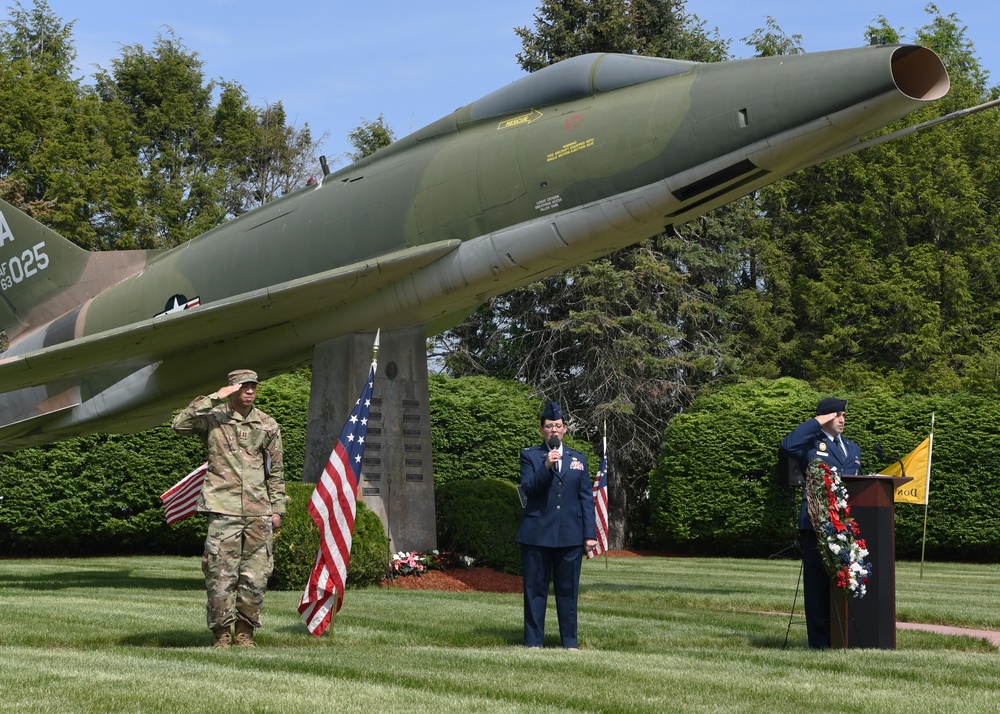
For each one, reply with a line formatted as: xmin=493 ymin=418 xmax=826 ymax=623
xmin=202 ymin=514 xmax=274 ymax=630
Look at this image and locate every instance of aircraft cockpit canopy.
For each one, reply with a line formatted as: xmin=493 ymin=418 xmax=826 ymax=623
xmin=470 ymin=53 xmax=696 ymax=121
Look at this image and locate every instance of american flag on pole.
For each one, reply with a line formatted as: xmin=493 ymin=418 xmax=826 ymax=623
xmin=298 ymin=332 xmax=379 ymax=636
xmin=587 ymin=437 xmax=609 ymax=559
xmin=160 ymin=463 xmax=207 ymax=525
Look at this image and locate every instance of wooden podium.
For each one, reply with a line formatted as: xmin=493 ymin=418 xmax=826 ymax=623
xmin=830 ymin=473 xmax=912 ymax=649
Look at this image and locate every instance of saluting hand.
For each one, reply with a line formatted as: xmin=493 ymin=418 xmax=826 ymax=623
xmin=218 ymin=384 xmax=241 ymax=400
xmin=815 ymin=411 xmax=839 ymax=427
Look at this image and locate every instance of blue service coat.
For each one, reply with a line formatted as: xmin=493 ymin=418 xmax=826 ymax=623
xmin=516 ymin=443 xmax=596 ymax=547
xmin=781 ymin=418 xmax=862 ymax=530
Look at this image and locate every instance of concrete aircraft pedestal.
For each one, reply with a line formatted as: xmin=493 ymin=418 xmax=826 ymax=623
xmin=303 ymin=327 xmax=437 ymax=553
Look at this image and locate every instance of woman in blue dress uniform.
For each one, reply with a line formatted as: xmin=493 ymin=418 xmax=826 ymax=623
xmin=516 ymin=402 xmax=597 ymax=649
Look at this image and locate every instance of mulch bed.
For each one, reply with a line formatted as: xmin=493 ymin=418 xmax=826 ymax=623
xmin=379 ymin=550 xmax=648 ymax=593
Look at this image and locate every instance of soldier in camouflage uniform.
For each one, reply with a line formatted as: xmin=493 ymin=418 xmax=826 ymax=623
xmin=172 ymin=369 xmax=285 ymax=649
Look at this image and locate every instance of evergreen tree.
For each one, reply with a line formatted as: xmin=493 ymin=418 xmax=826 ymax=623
xmin=93 ymin=31 xmax=235 ymax=248
xmin=742 ymin=8 xmax=1000 ymax=394
xmin=514 ymin=0 xmax=728 ymax=69
xmin=215 ymin=94 xmax=321 ymax=216
xmin=0 ymin=3 xmax=321 ymax=251
xmin=346 ymin=114 xmax=396 ymax=162
xmin=0 ymin=0 xmax=124 ymax=248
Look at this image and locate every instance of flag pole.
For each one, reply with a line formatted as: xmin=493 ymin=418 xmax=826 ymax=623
xmin=603 ymin=420 xmax=609 ymax=570
xmin=919 ymin=413 xmax=934 ymax=580
xmin=371 ymin=331 xmax=394 ymax=582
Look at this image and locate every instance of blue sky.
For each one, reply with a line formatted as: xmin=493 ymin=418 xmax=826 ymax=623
xmin=29 ymin=1 xmax=1000 ymax=170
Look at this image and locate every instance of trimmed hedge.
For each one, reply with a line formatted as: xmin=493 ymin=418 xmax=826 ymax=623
xmin=0 ymin=372 xmax=312 ymax=557
xmin=649 ymin=378 xmax=1000 ymax=561
xmin=648 ymin=378 xmax=802 ymax=557
xmin=435 ymin=477 xmax=523 ymax=574
xmin=0 ymin=427 xmax=208 ymax=556
xmin=429 ymin=375 xmax=541 ymax=487
xmin=9 ymin=367 xmax=998 ymax=563
xmin=270 ymin=480 xmax=388 ymax=590
xmin=0 ymin=371 xmax=570 ymax=560
xmin=428 ymin=373 xmax=595 ymax=486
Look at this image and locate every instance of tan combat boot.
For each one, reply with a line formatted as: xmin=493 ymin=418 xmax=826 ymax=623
xmin=211 ymin=627 xmax=231 ymax=649
xmin=234 ymin=620 xmax=256 ymax=647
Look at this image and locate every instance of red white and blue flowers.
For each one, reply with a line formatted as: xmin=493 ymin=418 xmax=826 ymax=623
xmin=806 ymin=459 xmax=872 ymax=599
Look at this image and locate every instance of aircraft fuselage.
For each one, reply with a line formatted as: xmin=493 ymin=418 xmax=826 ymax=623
xmin=0 ymin=46 xmax=949 ymax=447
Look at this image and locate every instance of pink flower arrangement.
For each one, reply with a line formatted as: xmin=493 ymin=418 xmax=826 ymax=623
xmin=389 ymin=550 xmax=475 ymax=577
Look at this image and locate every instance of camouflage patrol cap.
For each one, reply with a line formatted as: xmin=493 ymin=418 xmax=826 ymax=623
xmin=228 ymin=369 xmax=259 ymax=386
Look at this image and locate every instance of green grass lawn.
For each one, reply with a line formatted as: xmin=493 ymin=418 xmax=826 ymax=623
xmin=0 ymin=555 xmax=997 ymax=713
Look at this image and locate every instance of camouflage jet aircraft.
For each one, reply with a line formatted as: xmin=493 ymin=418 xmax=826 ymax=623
xmin=0 ymin=44 xmax=955 ymax=449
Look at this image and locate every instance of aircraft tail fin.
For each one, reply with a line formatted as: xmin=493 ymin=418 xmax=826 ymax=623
xmin=0 ymin=198 xmax=95 ymax=338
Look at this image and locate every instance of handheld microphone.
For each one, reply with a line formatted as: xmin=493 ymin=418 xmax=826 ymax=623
xmin=547 ymin=435 xmax=561 ymax=474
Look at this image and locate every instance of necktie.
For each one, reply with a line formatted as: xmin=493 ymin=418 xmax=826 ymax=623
xmin=835 ymin=435 xmax=846 ymax=456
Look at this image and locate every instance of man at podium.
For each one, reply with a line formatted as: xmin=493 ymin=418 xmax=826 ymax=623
xmin=780 ymin=397 xmax=863 ymax=648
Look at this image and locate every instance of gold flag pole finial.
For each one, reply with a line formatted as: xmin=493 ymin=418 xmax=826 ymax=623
xmin=372 ymin=329 xmax=381 ymax=362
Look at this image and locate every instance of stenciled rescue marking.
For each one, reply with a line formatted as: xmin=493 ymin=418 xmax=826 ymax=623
xmin=546 ymin=138 xmax=595 ymax=162
xmin=497 ymin=109 xmax=543 ymax=130
xmin=0 ymin=210 xmax=50 ymax=292
xmin=534 ymin=195 xmax=563 ymax=212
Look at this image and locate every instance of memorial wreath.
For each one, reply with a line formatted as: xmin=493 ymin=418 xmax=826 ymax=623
xmin=805 ymin=459 xmax=873 ymax=598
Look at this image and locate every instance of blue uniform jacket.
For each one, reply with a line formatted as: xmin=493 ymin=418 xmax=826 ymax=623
xmin=781 ymin=419 xmax=862 ymax=530
xmin=516 ymin=443 xmax=596 ymax=548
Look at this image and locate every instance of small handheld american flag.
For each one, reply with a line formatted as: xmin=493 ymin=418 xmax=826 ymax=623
xmin=160 ymin=463 xmax=207 ymax=525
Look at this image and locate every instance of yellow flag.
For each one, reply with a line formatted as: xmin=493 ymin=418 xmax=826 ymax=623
xmin=881 ymin=436 xmax=932 ymax=505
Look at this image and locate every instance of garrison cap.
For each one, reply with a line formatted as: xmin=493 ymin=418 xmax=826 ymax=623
xmin=540 ymin=401 xmax=563 ymax=422
xmin=228 ymin=369 xmax=259 ymax=386
xmin=816 ymin=397 xmax=847 ymax=415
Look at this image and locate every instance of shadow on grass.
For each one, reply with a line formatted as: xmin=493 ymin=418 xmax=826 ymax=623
xmin=582 ymin=582 xmax=756 ymax=597
xmin=749 ymin=634 xmax=806 ymax=649
xmin=0 ymin=569 xmax=203 ymax=591
xmin=118 ymin=630 xmax=211 ymax=648
xmin=273 ymin=621 xmax=322 ymax=635
xmin=472 ymin=625 xmax=523 ymax=646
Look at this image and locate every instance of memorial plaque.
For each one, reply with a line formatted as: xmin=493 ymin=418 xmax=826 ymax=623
xmin=304 ymin=327 xmax=437 ymax=553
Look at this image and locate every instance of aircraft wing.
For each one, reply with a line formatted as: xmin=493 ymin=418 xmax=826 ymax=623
xmin=0 ymin=239 xmax=461 ymax=394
